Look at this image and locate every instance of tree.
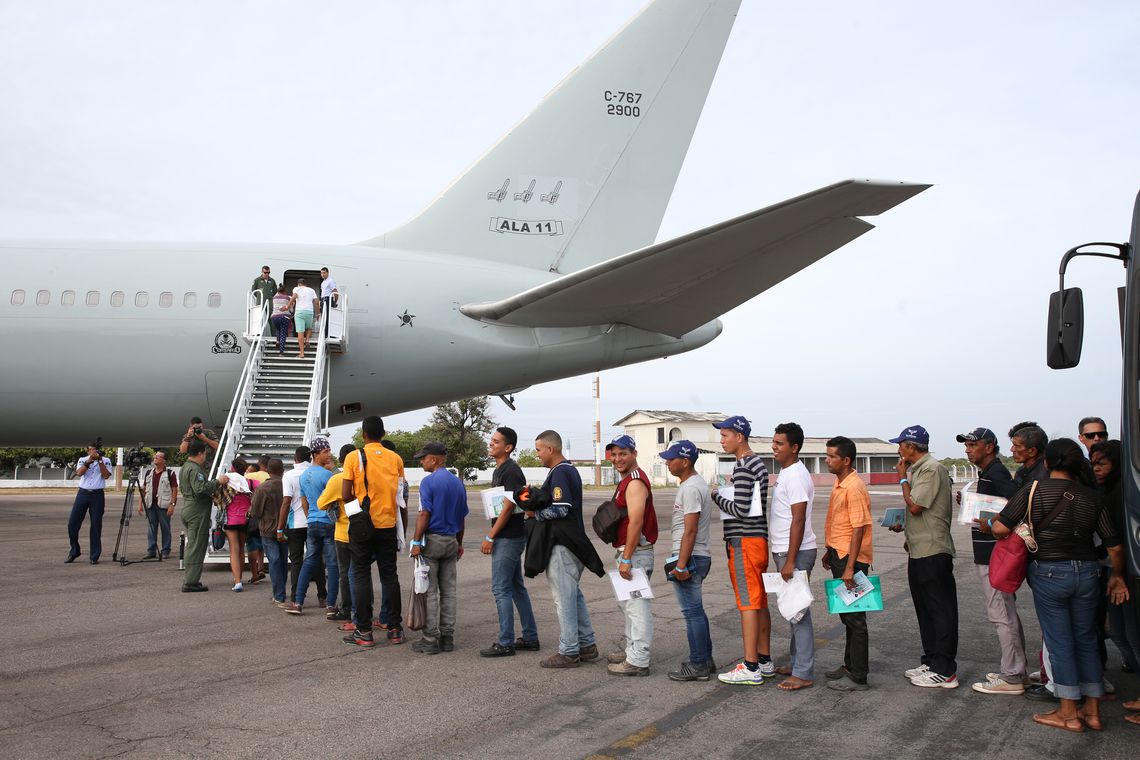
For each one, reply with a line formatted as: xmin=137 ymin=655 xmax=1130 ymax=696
xmin=516 ymin=448 xmax=541 ymax=468
xmin=429 ymin=396 xmax=495 ymax=478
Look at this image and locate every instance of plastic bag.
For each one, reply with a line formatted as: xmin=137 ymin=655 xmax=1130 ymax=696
xmin=767 ymin=570 xmax=813 ymax=623
xmin=404 ymin=588 xmax=427 ymax=631
xmin=414 ymin=555 xmax=430 ymax=594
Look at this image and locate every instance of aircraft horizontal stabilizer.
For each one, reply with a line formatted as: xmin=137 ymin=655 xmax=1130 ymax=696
xmin=460 ymin=179 xmax=930 ymax=338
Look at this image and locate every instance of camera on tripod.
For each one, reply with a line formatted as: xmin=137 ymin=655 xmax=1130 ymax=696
xmin=123 ymin=443 xmax=152 ymax=474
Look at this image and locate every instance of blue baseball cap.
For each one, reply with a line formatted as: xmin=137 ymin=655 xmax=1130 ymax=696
xmin=606 ymin=434 xmax=637 ymax=451
xmin=712 ymin=415 xmax=751 ymax=437
xmin=659 ymin=440 xmax=699 ymax=462
xmin=889 ymin=425 xmax=930 ymax=446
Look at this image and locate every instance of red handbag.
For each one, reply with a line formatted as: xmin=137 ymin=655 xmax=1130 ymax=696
xmin=989 ymin=481 xmax=1072 ymax=593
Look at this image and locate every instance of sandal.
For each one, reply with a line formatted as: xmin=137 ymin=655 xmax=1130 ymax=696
xmin=777 ymin=677 xmax=814 ymax=691
xmin=1032 ymin=711 xmax=1085 ymax=733
xmin=1124 ymin=713 xmax=1140 ymax=726
xmin=774 ymin=666 xmax=793 ymax=676
xmin=1124 ymin=698 xmax=1140 ymax=712
xmin=1079 ymin=713 xmax=1103 ymax=732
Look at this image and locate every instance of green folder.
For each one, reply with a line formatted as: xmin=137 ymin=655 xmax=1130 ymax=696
xmin=825 ymin=575 xmax=884 ymax=614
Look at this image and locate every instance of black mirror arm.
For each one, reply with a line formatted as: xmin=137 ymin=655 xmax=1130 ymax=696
xmin=1057 ymin=243 xmax=1131 ymax=354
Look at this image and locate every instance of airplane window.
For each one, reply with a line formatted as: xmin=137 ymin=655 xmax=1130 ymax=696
xmin=159 ymin=292 xmax=173 ymax=308
xmin=135 ymin=291 xmax=149 ymax=307
xmin=61 ymin=290 xmax=75 ymax=306
xmin=184 ymin=292 xmax=197 ymax=308
xmin=86 ymin=291 xmax=100 ymax=306
xmin=10 ymin=290 xmax=25 ymax=306
xmin=110 ymin=291 xmax=125 ymax=307
xmin=207 ymin=292 xmax=222 ymax=308
xmin=36 ymin=290 xmax=50 ymax=305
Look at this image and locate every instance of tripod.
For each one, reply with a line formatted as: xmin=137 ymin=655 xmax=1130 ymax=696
xmin=111 ymin=469 xmax=162 ymax=565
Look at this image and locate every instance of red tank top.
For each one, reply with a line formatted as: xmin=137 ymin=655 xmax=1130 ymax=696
xmin=613 ymin=467 xmax=657 ymax=547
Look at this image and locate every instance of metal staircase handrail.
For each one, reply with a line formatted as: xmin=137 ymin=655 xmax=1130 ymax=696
xmin=303 ymin=312 xmax=330 ymax=445
xmin=212 ymin=299 xmax=268 ymax=479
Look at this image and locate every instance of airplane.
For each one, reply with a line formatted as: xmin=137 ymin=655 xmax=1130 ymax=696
xmin=1 ymin=0 xmax=928 ymax=447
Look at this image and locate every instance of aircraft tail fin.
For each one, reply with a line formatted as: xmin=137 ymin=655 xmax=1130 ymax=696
xmin=363 ymin=0 xmax=743 ymax=274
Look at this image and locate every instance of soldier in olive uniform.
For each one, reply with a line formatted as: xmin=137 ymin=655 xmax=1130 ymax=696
xmin=179 ymin=417 xmax=219 ymax=474
xmin=252 ymin=265 xmax=278 ymax=335
xmin=180 ymin=439 xmax=228 ymax=592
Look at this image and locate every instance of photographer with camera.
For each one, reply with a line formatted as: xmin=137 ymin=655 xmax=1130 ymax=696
xmin=138 ymin=451 xmax=177 ymax=559
xmin=178 ymin=417 xmax=219 ymax=472
xmin=179 ymin=439 xmax=229 ymax=592
xmin=66 ymin=442 xmax=113 ymax=564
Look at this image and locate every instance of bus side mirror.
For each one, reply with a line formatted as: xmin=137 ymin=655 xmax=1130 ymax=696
xmin=1047 ymin=287 xmax=1084 ymax=369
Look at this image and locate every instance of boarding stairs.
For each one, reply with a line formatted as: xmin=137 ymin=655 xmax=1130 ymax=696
xmin=201 ymin=293 xmax=349 ymax=564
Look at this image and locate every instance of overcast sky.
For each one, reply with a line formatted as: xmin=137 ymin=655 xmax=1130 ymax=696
xmin=3 ymin=0 xmax=1138 ymax=460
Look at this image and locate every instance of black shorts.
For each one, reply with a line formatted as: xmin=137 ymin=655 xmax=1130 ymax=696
xmin=224 ymin=524 xmax=247 ymax=532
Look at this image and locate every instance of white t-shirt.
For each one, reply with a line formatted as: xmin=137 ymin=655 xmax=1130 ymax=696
xmin=282 ymin=461 xmax=312 ymax=528
xmin=293 ymin=286 xmax=318 ymax=312
xmin=768 ymin=460 xmax=816 ymax=553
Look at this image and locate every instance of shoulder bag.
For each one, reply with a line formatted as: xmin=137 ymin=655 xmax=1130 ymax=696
xmin=592 ymin=482 xmax=623 ymax=544
xmin=347 ymin=447 xmax=376 ymax=542
xmin=989 ymin=481 xmax=1071 ymax=593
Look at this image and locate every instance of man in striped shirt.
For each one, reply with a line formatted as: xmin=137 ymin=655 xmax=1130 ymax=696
xmin=710 ymin=415 xmax=774 ymax=685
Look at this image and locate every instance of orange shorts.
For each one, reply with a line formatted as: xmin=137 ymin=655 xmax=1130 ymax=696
xmin=726 ymin=536 xmax=769 ymax=611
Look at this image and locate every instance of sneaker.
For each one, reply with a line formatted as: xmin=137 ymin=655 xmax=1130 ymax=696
xmin=1024 ymin=683 xmax=1058 ymax=702
xmin=904 ymin=664 xmax=931 ymax=679
xmin=1104 ymin=678 xmax=1116 ymax=695
xmin=338 ymin=622 xmax=357 ymax=632
xmin=515 ymin=638 xmax=541 ymax=651
xmin=144 ymin=552 xmax=157 ymax=559
xmin=826 ymin=665 xmax=851 ymax=681
xmin=607 ymin=649 xmax=627 ymax=665
xmin=578 ymin=644 xmax=599 ymax=662
xmin=910 ymin=671 xmax=958 ymax=689
xmin=327 ymin=609 xmax=351 ymax=622
xmin=541 ymin=653 xmax=581 ymax=669
xmin=758 ymin=659 xmax=777 ymax=678
xmin=608 ymin=659 xmax=650 ymax=677
xmin=718 ymin=663 xmax=765 ymax=685
xmin=231 ymin=582 xmax=243 ymax=592
xmin=827 ymin=675 xmax=870 ymax=692
xmin=480 ymin=642 xmax=516 ymax=658
xmin=181 ymin=583 xmax=209 ymax=593
xmin=668 ymin=661 xmax=712 ymax=682
xmin=272 ymin=599 xmax=289 ymax=609
xmin=412 ymin=638 xmax=441 ymax=655
xmin=343 ymin=629 xmax=375 ymax=647
xmin=1028 ymin=669 xmax=1043 ymax=684
xmin=972 ymin=677 xmax=1025 ymax=695
xmin=387 ymin=628 xmax=404 ymax=645
xmin=284 ymin=602 xmax=303 ymax=615
xmin=161 ymin=550 xmax=171 ymax=558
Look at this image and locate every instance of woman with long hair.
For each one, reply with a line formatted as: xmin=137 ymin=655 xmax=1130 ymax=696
xmin=992 ymin=438 xmax=1129 ymax=732
xmin=222 ymin=457 xmax=252 ymax=592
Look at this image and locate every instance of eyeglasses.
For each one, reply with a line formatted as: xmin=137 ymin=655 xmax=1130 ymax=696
xmin=1083 ymin=431 xmax=1108 ymax=440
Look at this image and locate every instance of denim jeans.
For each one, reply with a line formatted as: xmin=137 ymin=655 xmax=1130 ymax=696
xmin=773 ymin=548 xmax=817 ymax=680
xmin=669 ymin=554 xmax=713 ymax=667
xmin=547 ymin=545 xmax=596 ymax=656
xmin=1028 ymin=559 xmax=1105 ymax=699
xmin=491 ymin=535 xmax=538 ymax=646
xmin=1106 ymin=596 xmax=1140 ymax=673
xmin=617 ymin=546 xmax=655 ymax=667
xmin=145 ymin=505 xmax=172 ymax=555
xmin=68 ymin=488 xmax=105 ymax=560
xmin=263 ymin=537 xmax=289 ymax=603
xmin=335 ymin=540 xmax=355 ymax=616
xmin=271 ymin=314 xmax=291 ymax=352
xmin=287 ymin=527 xmax=325 ymax=604
xmin=296 ymin=522 xmax=338 ymax=607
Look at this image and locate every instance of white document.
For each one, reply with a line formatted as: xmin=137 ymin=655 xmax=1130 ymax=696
xmin=832 ymin=571 xmax=875 ymax=607
xmin=480 ymin=487 xmax=508 ymax=520
xmin=717 ymin=483 xmax=764 ymax=520
xmin=761 ymin=570 xmax=813 ymax=623
xmin=608 ymin=568 xmax=654 ymax=601
xmin=224 ymin=472 xmax=251 ymax=493
xmin=343 ymin=499 xmax=362 ymax=517
xmin=958 ymin=482 xmax=1008 ymax=525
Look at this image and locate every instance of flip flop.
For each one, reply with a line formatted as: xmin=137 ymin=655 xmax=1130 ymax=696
xmin=1124 ymin=713 xmax=1140 ymax=726
xmin=1032 ymin=712 xmax=1084 ymax=733
xmin=1124 ymin=698 xmax=1140 ymax=712
xmin=774 ymin=666 xmax=793 ymax=676
xmin=777 ymin=677 xmax=814 ymax=691
xmin=1079 ymin=713 xmax=1103 ymax=732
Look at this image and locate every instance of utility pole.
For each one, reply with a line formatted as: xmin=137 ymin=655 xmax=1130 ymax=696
xmin=593 ymin=373 xmax=602 ymax=487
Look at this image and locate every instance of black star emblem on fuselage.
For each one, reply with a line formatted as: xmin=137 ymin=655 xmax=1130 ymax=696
xmin=398 ymin=310 xmax=415 ymax=327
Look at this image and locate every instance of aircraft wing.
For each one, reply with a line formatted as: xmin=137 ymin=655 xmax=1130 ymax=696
xmin=459 ymin=179 xmax=930 ymax=338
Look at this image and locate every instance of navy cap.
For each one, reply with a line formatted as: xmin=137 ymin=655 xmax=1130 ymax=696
xmin=712 ymin=415 xmax=751 ymax=437
xmin=606 ymin=434 xmax=636 ymax=451
xmin=956 ymin=427 xmax=996 ymax=444
xmin=659 ymin=440 xmax=699 ymax=462
xmin=889 ymin=425 xmax=930 ymax=446
xmin=413 ymin=441 xmax=447 ymax=458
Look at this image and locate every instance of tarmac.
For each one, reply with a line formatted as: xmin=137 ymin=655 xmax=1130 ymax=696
xmin=1 ymin=485 xmax=1137 ymax=760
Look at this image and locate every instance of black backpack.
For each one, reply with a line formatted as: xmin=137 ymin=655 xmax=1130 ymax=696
xmin=346 ymin=447 xmax=376 ymax=542
xmin=592 ymin=483 xmax=622 ymax=544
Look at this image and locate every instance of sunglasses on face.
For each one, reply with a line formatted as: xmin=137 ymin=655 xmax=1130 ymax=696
xmin=1084 ymin=431 xmax=1108 ymax=440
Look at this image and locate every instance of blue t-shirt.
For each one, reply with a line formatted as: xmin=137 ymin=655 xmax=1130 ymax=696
xmin=419 ymin=468 xmax=469 ymax=536
xmin=300 ymin=465 xmax=335 ymax=525
xmin=541 ymin=462 xmax=584 ymax=529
